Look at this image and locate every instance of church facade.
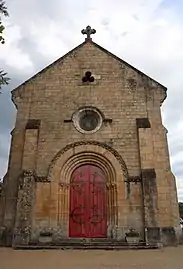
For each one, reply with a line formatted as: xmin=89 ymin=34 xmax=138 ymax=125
xmin=0 ymin=26 xmax=181 ymax=248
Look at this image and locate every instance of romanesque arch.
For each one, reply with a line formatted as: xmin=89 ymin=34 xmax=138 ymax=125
xmin=47 ymin=141 xmax=128 ymax=238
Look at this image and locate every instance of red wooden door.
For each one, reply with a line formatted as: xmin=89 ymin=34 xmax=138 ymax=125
xmin=69 ymin=165 xmax=107 ymax=238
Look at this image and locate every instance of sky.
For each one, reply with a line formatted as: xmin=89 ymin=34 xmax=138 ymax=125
xmin=0 ymin=0 xmax=183 ymax=201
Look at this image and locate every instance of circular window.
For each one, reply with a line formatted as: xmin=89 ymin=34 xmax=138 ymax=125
xmin=72 ymin=107 xmax=103 ymax=134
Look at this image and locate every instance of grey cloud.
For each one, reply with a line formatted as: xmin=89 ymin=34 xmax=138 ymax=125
xmin=7 ymin=0 xmax=86 ymax=30
xmin=0 ymin=69 xmax=24 ymax=180
xmin=16 ymin=35 xmax=50 ymax=73
xmin=0 ymin=0 xmax=182 ymax=201
xmin=0 ymin=82 xmax=17 ymax=179
xmin=101 ymin=18 xmax=110 ymax=26
xmin=173 ymin=163 xmax=183 ymax=178
xmin=168 ymin=137 xmax=183 ymax=157
xmin=0 ymin=87 xmax=16 ymax=133
xmin=121 ymin=31 xmax=129 ymax=37
xmin=132 ymin=14 xmax=139 ymax=21
xmin=7 ymin=0 xmax=65 ymax=22
xmin=0 ymin=138 xmax=10 ymax=158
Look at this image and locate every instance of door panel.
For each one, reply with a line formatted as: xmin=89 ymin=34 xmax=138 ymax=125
xmin=88 ymin=166 xmax=107 ymax=237
xmin=69 ymin=165 xmax=107 ymax=238
xmin=69 ymin=166 xmax=88 ymax=237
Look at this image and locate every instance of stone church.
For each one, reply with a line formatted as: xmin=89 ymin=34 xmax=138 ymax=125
xmin=0 ymin=26 xmax=181 ymax=248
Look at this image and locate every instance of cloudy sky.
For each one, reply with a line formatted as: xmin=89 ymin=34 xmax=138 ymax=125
xmin=0 ymin=0 xmax=183 ymax=201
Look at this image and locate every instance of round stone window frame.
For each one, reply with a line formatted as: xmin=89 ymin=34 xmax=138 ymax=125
xmin=72 ymin=107 xmax=103 ymax=134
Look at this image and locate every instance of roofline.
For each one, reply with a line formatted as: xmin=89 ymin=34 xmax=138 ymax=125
xmin=11 ymin=40 xmax=86 ymax=94
xmin=11 ymin=39 xmax=167 ymax=98
xmin=91 ymin=41 xmax=167 ymax=91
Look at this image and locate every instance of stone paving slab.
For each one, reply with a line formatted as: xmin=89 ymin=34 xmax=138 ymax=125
xmin=0 ymin=246 xmax=183 ymax=269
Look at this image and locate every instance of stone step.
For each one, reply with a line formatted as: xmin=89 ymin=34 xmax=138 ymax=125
xmin=14 ymin=241 xmax=159 ymax=250
xmin=14 ymin=245 xmax=159 ymax=250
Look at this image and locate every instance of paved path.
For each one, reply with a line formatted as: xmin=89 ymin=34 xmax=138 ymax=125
xmin=0 ymin=246 xmax=183 ymax=269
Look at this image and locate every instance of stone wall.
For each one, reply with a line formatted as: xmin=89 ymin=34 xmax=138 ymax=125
xmin=1 ymin=40 xmax=180 ymax=247
xmin=0 ymin=182 xmax=3 ymax=225
xmin=13 ymin=170 xmax=36 ymax=246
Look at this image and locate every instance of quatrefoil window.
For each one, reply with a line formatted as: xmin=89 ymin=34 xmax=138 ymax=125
xmin=82 ymin=71 xmax=95 ymax=83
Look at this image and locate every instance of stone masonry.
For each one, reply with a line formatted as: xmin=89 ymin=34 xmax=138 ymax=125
xmin=0 ymin=28 xmax=181 ymax=248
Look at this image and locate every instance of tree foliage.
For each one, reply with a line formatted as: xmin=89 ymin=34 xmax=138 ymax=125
xmin=0 ymin=70 xmax=9 ymax=90
xmin=0 ymin=0 xmax=8 ymax=44
xmin=0 ymin=0 xmax=8 ymax=15
xmin=0 ymin=0 xmax=9 ymax=93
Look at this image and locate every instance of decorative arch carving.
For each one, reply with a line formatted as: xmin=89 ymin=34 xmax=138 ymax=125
xmin=47 ymin=141 xmax=128 ymax=180
xmin=45 ymin=141 xmax=128 ymax=239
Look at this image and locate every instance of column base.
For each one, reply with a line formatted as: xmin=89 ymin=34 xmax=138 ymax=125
xmin=0 ymin=226 xmax=13 ymax=247
xmin=146 ymin=227 xmax=182 ymax=246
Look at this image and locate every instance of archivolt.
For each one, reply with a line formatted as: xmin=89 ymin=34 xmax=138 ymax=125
xmin=47 ymin=141 xmax=128 ymax=181
xmin=59 ymin=151 xmax=116 ymax=186
xmin=46 ymin=141 xmax=128 ymax=236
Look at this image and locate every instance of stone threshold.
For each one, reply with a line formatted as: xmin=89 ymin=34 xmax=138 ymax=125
xmin=13 ymin=240 xmax=160 ymax=250
xmin=13 ymin=245 xmax=160 ymax=250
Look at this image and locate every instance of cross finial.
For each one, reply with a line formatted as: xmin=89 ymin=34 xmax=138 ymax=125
xmin=81 ymin=25 xmax=96 ymax=40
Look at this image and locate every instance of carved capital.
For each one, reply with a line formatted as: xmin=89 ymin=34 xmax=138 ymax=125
xmin=18 ymin=170 xmax=35 ymax=190
xmin=127 ymin=176 xmax=141 ymax=183
xmin=35 ymin=176 xmax=50 ymax=183
xmin=59 ymin=182 xmax=69 ymax=189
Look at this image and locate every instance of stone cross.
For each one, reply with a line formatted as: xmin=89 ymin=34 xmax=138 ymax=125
xmin=81 ymin=25 xmax=96 ymax=40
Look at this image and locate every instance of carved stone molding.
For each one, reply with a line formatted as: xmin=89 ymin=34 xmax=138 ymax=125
xmin=47 ymin=141 xmax=129 ymax=180
xmin=18 ymin=170 xmax=35 ymax=190
xmin=18 ymin=171 xmax=50 ymax=185
xmin=127 ymin=176 xmax=141 ymax=183
xmin=35 ymin=176 xmax=49 ymax=183
xmin=59 ymin=182 xmax=69 ymax=189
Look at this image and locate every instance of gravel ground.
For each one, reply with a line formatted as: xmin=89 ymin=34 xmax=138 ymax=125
xmin=0 ymin=246 xmax=183 ymax=269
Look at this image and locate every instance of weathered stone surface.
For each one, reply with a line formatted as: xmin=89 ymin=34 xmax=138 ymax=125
xmin=13 ymin=170 xmax=36 ymax=246
xmin=146 ymin=227 xmax=161 ymax=244
xmin=161 ymin=227 xmax=177 ymax=246
xmin=0 ymin=38 xmax=180 ymax=248
xmin=0 ymin=182 xmax=4 ymax=225
xmin=26 ymin=119 xmax=41 ymax=129
xmin=136 ymin=118 xmax=151 ymax=129
xmin=141 ymin=169 xmax=158 ymax=227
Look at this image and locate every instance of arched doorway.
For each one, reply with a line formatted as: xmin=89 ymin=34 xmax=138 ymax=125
xmin=69 ymin=164 xmax=107 ymax=238
xmin=46 ymin=142 xmax=127 ymax=239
